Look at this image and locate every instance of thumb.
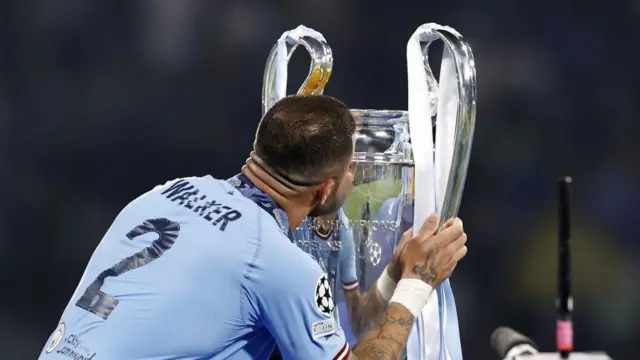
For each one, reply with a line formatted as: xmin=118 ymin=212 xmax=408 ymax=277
xmin=443 ymin=217 xmax=457 ymax=229
xmin=395 ymin=227 xmax=414 ymax=253
xmin=418 ymin=213 xmax=440 ymax=239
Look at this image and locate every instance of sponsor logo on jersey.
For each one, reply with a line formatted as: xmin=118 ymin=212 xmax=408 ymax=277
xmin=311 ymin=318 xmax=336 ymax=339
xmin=53 ymin=332 xmax=97 ymax=359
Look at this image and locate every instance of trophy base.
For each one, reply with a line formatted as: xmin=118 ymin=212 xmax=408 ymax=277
xmin=516 ymin=353 xmax=611 ymax=360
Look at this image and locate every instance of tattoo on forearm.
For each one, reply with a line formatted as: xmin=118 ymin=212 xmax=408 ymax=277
xmin=345 ymin=285 xmax=386 ymax=336
xmin=353 ymin=303 xmax=415 ymax=360
xmin=411 ymin=244 xmax=438 ymax=284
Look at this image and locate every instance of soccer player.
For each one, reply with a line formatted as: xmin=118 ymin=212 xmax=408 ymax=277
xmin=39 ymin=95 xmax=468 ymax=360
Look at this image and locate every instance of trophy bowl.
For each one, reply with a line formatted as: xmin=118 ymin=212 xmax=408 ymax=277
xmin=335 ymin=109 xmax=416 ymax=344
xmin=344 ymin=109 xmax=414 ymax=285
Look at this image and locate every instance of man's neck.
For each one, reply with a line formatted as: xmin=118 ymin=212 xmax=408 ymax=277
xmin=240 ymin=165 xmax=313 ymax=232
xmin=271 ymin=197 xmax=309 ymax=233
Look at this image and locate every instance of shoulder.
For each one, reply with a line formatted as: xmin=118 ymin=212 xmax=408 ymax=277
xmin=248 ymin=238 xmax=334 ymax=317
xmin=125 ymin=175 xmax=267 ymax=234
xmin=259 ymin=222 xmax=319 ymax=270
xmin=252 ymin=225 xmax=326 ymax=290
xmin=149 ymin=176 xmax=209 ymax=193
xmin=146 ymin=175 xmax=262 ymax=211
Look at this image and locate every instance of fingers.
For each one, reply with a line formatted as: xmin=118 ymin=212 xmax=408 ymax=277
xmin=453 ymin=245 xmax=468 ymax=262
xmin=443 ymin=218 xmax=454 ymax=229
xmin=447 ymin=233 xmax=467 ymax=251
xmin=443 ymin=217 xmax=462 ymax=229
xmin=447 ymin=233 xmax=467 ymax=256
xmin=417 ymin=213 xmax=440 ymax=240
xmin=397 ymin=227 xmax=414 ymax=248
xmin=441 ymin=228 xmax=468 ymax=264
xmin=392 ymin=228 xmax=413 ymax=260
xmin=437 ymin=217 xmax=464 ymax=244
xmin=241 ymin=163 xmax=289 ymax=204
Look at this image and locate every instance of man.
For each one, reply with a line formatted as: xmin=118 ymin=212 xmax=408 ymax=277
xmin=39 ymin=95 xmax=468 ymax=360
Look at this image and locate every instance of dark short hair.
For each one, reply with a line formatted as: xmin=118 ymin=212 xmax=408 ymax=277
xmin=254 ymin=95 xmax=355 ymax=185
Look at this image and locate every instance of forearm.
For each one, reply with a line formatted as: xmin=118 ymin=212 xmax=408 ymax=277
xmin=350 ymin=302 xmax=414 ymax=360
xmin=345 ymin=283 xmax=387 ymax=336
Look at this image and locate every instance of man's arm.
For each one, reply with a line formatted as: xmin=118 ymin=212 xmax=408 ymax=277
xmin=343 ymin=279 xmax=387 ymax=336
xmin=337 ymin=209 xmax=398 ymax=337
xmin=350 ymin=302 xmax=414 ymax=360
xmin=246 ymin=232 xmax=354 ymax=360
xmin=350 ymin=214 xmax=468 ymax=360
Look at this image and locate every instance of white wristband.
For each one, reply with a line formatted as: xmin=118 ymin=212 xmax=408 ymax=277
xmin=376 ymin=266 xmax=397 ymax=302
xmin=389 ymin=279 xmax=433 ymax=318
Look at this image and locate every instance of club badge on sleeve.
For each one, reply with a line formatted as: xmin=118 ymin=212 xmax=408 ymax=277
xmin=315 ymin=274 xmax=335 ymax=317
xmin=45 ymin=322 xmax=65 ymax=353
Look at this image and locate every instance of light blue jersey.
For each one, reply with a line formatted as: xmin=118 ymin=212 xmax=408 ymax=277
xmin=39 ymin=175 xmax=351 ymax=360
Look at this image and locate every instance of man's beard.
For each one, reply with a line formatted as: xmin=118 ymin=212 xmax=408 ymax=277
xmin=308 ymin=186 xmax=346 ymax=217
xmin=308 ymin=198 xmax=342 ymax=217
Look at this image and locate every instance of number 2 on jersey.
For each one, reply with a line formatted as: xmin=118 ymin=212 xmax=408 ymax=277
xmin=75 ymin=218 xmax=180 ymax=319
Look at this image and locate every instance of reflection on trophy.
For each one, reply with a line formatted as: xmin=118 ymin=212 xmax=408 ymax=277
xmin=262 ymin=24 xmax=476 ymax=360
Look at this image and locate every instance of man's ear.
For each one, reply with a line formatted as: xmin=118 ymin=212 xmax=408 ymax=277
xmin=313 ymin=178 xmax=335 ymax=205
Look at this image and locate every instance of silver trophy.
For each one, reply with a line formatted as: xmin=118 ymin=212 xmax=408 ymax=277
xmin=262 ymin=24 xmax=476 ymax=358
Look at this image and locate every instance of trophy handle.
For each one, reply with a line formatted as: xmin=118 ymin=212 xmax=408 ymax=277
xmin=262 ymin=27 xmax=334 ymax=115
xmin=409 ymin=24 xmax=477 ymax=224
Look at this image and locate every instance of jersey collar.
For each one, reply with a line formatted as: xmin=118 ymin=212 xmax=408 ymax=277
xmin=228 ymin=174 xmax=291 ymax=237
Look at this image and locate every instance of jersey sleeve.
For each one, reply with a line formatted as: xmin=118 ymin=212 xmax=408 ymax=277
xmin=337 ymin=210 xmax=358 ymax=287
xmin=244 ymin=230 xmax=352 ymax=360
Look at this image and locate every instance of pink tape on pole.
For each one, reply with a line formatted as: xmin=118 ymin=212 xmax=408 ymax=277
xmin=556 ymin=320 xmax=574 ymax=351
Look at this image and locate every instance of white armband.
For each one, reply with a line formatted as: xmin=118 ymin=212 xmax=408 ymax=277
xmin=376 ymin=266 xmax=397 ymax=302
xmin=389 ymin=279 xmax=433 ymax=318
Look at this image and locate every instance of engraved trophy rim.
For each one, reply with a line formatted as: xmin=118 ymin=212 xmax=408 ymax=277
xmin=350 ymin=109 xmax=413 ymax=165
xmin=351 ymin=109 xmax=408 ymax=121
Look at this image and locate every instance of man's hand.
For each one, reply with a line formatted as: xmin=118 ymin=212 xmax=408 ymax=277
xmin=386 ymin=228 xmax=413 ymax=283
xmin=387 ymin=216 xmax=465 ymax=283
xmin=398 ymin=214 xmax=467 ymax=287
xmin=351 ymin=214 xmax=467 ymax=360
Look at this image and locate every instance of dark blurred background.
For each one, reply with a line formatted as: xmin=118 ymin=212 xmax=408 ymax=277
xmin=2 ymin=1 xmax=639 ymax=359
